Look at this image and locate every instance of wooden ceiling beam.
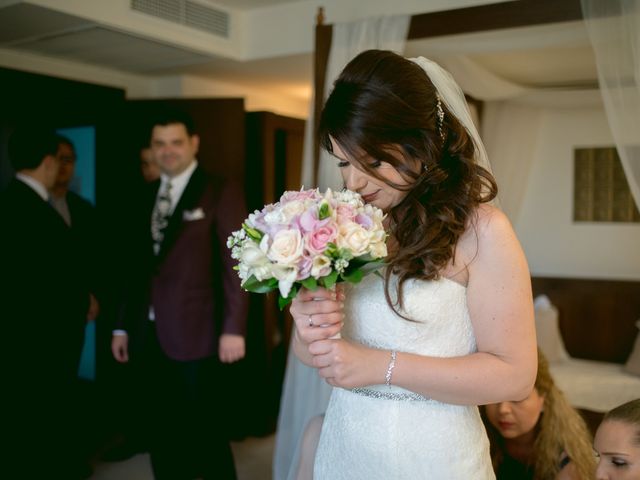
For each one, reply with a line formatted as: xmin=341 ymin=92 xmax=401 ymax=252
xmin=408 ymin=0 xmax=583 ymax=40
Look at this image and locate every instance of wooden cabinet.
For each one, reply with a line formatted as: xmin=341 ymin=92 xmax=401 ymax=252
xmin=242 ymin=111 xmax=305 ymax=435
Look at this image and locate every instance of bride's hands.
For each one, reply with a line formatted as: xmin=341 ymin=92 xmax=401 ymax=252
xmin=290 ymin=286 xmax=345 ymax=345
xmin=309 ymin=339 xmax=387 ymax=389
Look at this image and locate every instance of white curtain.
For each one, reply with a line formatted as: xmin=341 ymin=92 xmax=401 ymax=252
xmin=435 ymin=54 xmax=528 ymax=101
xmin=581 ymin=0 xmax=640 ymax=210
xmin=300 ymin=15 xmax=410 ymax=191
xmin=431 ymin=54 xmax=541 ymax=222
xmin=481 ymin=102 xmax=543 ymax=221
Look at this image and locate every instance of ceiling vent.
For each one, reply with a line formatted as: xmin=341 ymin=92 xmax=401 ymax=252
xmin=131 ymin=0 xmax=229 ymax=38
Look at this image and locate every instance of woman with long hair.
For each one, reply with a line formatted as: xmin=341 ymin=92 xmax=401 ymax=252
xmin=288 ymin=49 xmax=537 ymax=478
xmin=483 ymin=348 xmax=596 ymax=479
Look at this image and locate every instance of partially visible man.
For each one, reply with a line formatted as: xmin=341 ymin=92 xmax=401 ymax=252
xmin=112 ymin=109 xmax=248 ymax=479
xmin=139 ymin=145 xmax=161 ymax=183
xmin=0 ymin=127 xmax=90 ymax=478
xmin=50 ymin=135 xmax=100 ymax=321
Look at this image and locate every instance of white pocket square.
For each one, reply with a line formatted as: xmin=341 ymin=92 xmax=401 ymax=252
xmin=183 ymin=207 xmax=205 ymax=221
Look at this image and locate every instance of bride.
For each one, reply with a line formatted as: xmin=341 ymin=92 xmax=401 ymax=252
xmin=289 ymin=49 xmax=537 ymax=479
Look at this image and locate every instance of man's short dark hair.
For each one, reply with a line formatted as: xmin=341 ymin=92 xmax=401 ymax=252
xmin=56 ymin=134 xmax=75 ymax=152
xmin=8 ymin=127 xmax=60 ymax=171
xmin=149 ymin=106 xmax=196 ymax=136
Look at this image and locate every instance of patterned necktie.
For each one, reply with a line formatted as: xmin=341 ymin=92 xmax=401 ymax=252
xmin=151 ymin=181 xmax=172 ymax=255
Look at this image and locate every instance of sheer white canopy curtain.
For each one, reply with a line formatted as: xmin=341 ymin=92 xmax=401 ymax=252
xmin=279 ymin=16 xmax=409 ymax=480
xmin=581 ymin=0 xmax=640 ymax=210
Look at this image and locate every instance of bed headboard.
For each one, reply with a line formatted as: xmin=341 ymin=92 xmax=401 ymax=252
xmin=531 ymin=277 xmax=640 ymax=364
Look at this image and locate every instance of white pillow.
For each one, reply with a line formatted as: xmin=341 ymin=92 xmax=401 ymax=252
xmin=534 ymin=294 xmax=570 ymax=364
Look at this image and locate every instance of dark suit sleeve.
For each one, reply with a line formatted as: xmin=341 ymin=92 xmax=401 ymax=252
xmin=215 ymin=179 xmax=249 ymax=336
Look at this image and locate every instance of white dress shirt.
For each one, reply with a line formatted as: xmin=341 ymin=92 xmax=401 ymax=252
xmin=157 ymin=160 xmax=198 ymax=214
xmin=16 ymin=173 xmax=49 ymax=201
xmin=113 ymin=160 xmax=198 ymax=336
xmin=49 ymin=194 xmax=72 ymax=226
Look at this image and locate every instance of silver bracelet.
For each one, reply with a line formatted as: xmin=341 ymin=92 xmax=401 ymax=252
xmin=385 ymin=350 xmax=397 ymax=386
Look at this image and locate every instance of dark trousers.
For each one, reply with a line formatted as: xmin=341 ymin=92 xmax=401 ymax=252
xmin=6 ymin=372 xmax=88 ymax=479
xmin=134 ymin=322 xmax=237 ymax=480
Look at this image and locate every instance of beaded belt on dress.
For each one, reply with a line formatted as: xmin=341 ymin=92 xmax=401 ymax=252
xmin=350 ymin=386 xmax=432 ymax=402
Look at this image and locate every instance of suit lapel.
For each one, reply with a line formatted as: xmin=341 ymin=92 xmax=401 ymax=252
xmin=156 ymin=166 xmax=207 ymax=261
xmin=11 ymin=179 xmax=69 ymax=230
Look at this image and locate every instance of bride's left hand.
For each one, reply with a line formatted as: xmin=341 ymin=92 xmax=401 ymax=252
xmin=309 ymin=339 xmax=388 ymax=389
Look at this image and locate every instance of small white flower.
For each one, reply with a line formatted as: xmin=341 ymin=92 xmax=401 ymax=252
xmin=311 ymin=255 xmax=332 ymax=279
xmin=264 ymin=208 xmax=288 ymax=225
xmin=272 ymin=264 xmax=298 ymax=298
xmin=334 ymin=258 xmax=349 ymax=274
xmin=240 ymin=243 xmax=269 ymax=267
xmin=334 ymin=189 xmax=364 ymax=207
xmin=369 ymin=241 xmax=388 ymax=259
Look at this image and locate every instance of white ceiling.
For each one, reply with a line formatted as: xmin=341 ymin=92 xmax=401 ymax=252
xmin=201 ymin=0 xmax=302 ymax=9
xmin=0 ymin=1 xmax=599 ymax=105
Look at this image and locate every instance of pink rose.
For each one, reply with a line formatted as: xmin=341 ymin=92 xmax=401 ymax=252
xmin=305 ymin=223 xmax=337 ymax=256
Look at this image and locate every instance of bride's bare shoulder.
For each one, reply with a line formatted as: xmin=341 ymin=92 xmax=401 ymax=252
xmin=457 ymin=204 xmax=516 ymax=259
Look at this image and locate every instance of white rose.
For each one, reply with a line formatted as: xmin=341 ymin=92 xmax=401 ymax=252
xmin=311 ymin=255 xmax=332 ymax=279
xmin=268 ymin=229 xmax=304 ymax=265
xmin=336 ymin=223 xmax=371 ymax=256
xmin=281 ymin=200 xmax=306 ymax=220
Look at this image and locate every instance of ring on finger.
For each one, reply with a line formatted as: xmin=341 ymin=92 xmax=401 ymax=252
xmin=308 ymin=314 xmax=314 ymax=327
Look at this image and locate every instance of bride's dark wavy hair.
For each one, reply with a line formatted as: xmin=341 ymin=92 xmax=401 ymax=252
xmin=318 ymin=49 xmax=497 ymax=315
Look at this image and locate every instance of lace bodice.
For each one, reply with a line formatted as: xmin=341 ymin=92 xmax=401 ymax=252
xmin=343 ymin=272 xmax=476 ymax=358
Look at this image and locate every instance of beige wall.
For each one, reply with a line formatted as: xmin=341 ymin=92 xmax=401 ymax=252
xmin=515 ymin=106 xmax=640 ymax=280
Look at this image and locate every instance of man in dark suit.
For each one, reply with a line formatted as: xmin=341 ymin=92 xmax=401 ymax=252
xmin=112 ymin=109 xmax=249 ymax=479
xmin=0 ymin=127 xmax=90 ymax=478
xmin=50 ymin=135 xmax=101 ymax=320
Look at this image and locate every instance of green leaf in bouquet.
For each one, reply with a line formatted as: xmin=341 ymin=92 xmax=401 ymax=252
xmin=320 ymin=270 xmax=339 ymax=289
xmin=345 ymin=254 xmax=372 ymax=270
xmin=318 ymin=200 xmax=331 ymax=220
xmin=242 ymin=275 xmax=278 ymax=294
xmin=325 ymin=242 xmax=339 ymax=258
xmin=358 ymin=259 xmax=386 ymax=275
xmin=300 ymin=277 xmax=318 ymax=291
xmin=278 ymin=284 xmax=298 ymax=311
xmin=337 ymin=247 xmax=354 ymax=261
xmin=242 ymin=223 xmax=263 ymax=242
xmin=341 ymin=268 xmax=364 ymax=284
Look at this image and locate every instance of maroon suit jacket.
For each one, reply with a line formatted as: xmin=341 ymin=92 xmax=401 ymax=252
xmin=122 ymin=166 xmax=248 ymax=361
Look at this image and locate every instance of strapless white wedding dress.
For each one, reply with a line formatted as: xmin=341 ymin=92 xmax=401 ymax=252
xmin=314 ymin=273 xmax=495 ymax=479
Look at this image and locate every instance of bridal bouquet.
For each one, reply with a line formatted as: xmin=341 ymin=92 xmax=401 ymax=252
xmin=227 ymin=188 xmax=388 ymax=309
